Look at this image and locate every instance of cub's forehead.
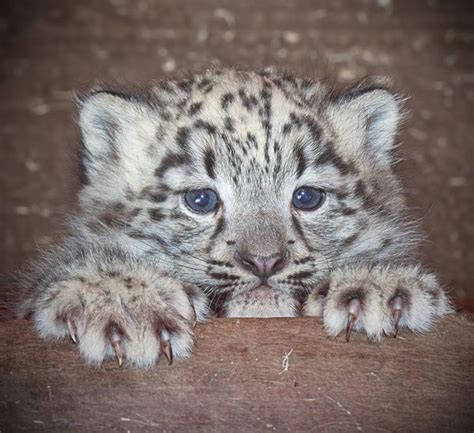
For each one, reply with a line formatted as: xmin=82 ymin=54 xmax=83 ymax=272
xmin=156 ymin=70 xmax=330 ymax=186
xmin=171 ymin=69 xmax=316 ymax=124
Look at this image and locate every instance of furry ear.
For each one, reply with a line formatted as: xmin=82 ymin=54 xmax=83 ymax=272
xmin=328 ymin=78 xmax=402 ymax=166
xmin=77 ymin=90 xmax=159 ymax=185
xmin=78 ymin=91 xmax=146 ymax=157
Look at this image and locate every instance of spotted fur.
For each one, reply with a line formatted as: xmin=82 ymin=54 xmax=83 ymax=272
xmin=18 ymin=68 xmax=452 ymax=367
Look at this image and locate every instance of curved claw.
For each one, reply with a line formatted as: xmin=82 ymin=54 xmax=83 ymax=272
xmin=391 ymin=296 xmax=403 ymax=338
xmin=392 ymin=309 xmax=402 ymax=338
xmin=191 ymin=305 xmax=197 ymax=328
xmin=160 ymin=340 xmax=173 ymax=365
xmin=346 ymin=313 xmax=356 ymax=342
xmin=66 ymin=319 xmax=77 ymax=344
xmin=160 ymin=330 xmax=173 ymax=365
xmin=110 ymin=334 xmax=123 ymax=367
xmin=345 ymin=298 xmax=361 ymax=342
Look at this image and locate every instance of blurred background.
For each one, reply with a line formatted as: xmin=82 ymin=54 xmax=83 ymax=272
xmin=1 ymin=0 xmax=473 ymax=310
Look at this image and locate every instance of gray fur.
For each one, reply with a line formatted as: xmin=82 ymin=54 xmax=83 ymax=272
xmin=18 ymin=68 xmax=452 ymax=367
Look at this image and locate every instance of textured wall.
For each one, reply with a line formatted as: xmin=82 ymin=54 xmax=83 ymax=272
xmin=1 ymin=0 xmax=473 ymax=308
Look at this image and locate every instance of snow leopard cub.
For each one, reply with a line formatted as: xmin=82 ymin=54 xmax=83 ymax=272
xmin=19 ymin=68 xmax=451 ymax=367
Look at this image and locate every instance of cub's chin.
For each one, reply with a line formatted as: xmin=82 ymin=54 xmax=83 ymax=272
xmin=221 ymin=285 xmax=298 ymax=318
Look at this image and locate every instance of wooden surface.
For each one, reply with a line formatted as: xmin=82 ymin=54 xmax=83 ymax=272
xmin=1 ymin=316 xmax=473 ymax=433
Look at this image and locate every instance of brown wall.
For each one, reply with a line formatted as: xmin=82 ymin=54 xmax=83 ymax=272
xmin=1 ymin=0 xmax=473 ymax=309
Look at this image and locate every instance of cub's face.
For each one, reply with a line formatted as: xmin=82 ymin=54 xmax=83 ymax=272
xmin=78 ymin=69 xmax=412 ymax=316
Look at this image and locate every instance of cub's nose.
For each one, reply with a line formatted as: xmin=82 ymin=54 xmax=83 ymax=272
xmin=234 ymin=251 xmax=288 ymax=281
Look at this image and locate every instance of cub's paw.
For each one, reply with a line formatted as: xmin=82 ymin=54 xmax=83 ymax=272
xmin=304 ymin=264 xmax=452 ymax=341
xmin=30 ymin=270 xmax=208 ymax=367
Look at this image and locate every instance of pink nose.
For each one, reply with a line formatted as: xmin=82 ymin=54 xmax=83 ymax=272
xmin=234 ymin=251 xmax=288 ymax=281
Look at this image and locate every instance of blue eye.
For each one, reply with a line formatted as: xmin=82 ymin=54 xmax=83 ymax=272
xmin=292 ymin=186 xmax=325 ymax=211
xmin=185 ymin=189 xmax=219 ymax=213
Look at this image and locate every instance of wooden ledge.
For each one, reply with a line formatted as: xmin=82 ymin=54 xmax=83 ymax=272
xmin=1 ymin=315 xmax=473 ymax=432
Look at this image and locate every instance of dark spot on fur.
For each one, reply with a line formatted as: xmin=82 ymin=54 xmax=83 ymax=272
xmin=238 ymin=88 xmax=258 ymax=111
xmin=159 ymin=110 xmax=172 ymax=121
xmin=249 ymin=95 xmax=258 ymax=106
xmin=287 ymin=271 xmax=312 ymax=280
xmin=336 ymin=190 xmax=349 ymax=200
xmin=188 ymin=101 xmax=203 ymax=116
xmin=341 ymin=207 xmax=357 ymax=216
xmin=354 ymin=179 xmax=377 ymax=209
xmin=343 ymin=233 xmax=359 ymax=246
xmin=291 ymin=215 xmax=313 ymax=251
xmin=124 ymin=277 xmax=133 ymax=289
xmin=114 ymin=202 xmax=126 ymax=211
xmin=148 ymin=208 xmax=165 ymax=222
xmin=99 ymin=211 xmax=118 ymax=228
xmin=302 ymin=116 xmax=323 ymax=143
xmin=177 ymin=78 xmax=194 ymax=93
xmin=293 ymin=144 xmax=307 ymax=177
xmin=316 ymin=142 xmax=357 ymax=175
xmin=208 ymin=260 xmax=234 ymax=268
xmin=289 ymin=112 xmax=302 ymax=128
xmin=149 ymin=193 xmax=167 ymax=203
xmin=246 ymin=132 xmax=257 ymax=147
xmin=210 ymin=216 xmax=225 ymax=240
xmin=197 ymin=78 xmax=212 ymax=90
xmin=169 ymin=210 xmax=194 ymax=223
xmin=204 ymin=149 xmax=216 ymax=179
xmin=209 ymin=272 xmax=240 ymax=281
xmin=147 ymin=142 xmax=157 ymax=157
xmin=155 ymin=153 xmax=190 ymax=177
xmin=317 ymin=285 xmax=329 ymax=298
xmin=221 ymin=93 xmax=234 ymax=109
xmin=125 ymin=188 xmax=135 ymax=201
xmin=176 ymin=127 xmax=191 ymax=149
xmin=282 ymin=123 xmax=292 ymax=135
xmin=194 ymin=119 xmax=216 ymax=135
xmin=294 ymin=256 xmax=312 ymax=265
xmin=127 ymin=230 xmax=169 ymax=249
xmin=224 ymin=117 xmax=235 ymax=133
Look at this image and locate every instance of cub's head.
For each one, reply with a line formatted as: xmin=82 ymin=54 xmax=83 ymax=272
xmin=77 ymin=68 xmax=415 ymax=317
